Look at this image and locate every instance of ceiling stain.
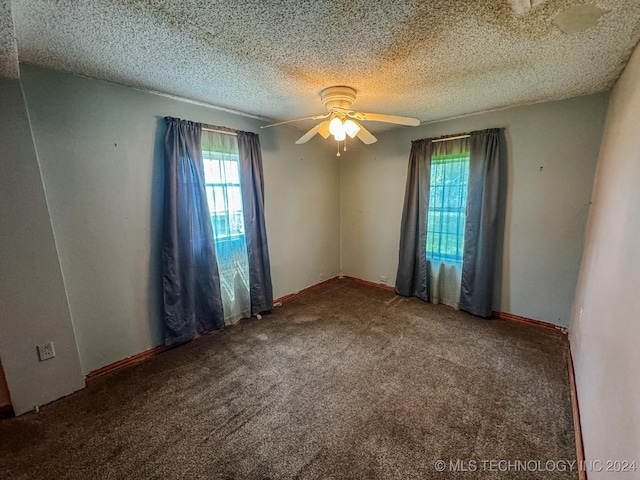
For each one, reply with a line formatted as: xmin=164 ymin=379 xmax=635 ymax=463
xmin=553 ymin=3 xmax=606 ymax=34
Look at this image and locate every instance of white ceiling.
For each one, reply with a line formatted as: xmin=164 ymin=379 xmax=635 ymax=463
xmin=4 ymin=1 xmax=640 ymax=129
xmin=0 ymin=0 xmax=18 ymax=78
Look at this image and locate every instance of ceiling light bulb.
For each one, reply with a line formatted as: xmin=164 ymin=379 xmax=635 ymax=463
xmin=334 ymin=130 xmax=346 ymax=142
xmin=343 ymin=119 xmax=360 ymax=138
xmin=329 ymin=117 xmax=344 ymax=137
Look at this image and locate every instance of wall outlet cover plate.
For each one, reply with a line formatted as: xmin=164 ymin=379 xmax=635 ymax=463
xmin=37 ymin=342 xmax=55 ymax=361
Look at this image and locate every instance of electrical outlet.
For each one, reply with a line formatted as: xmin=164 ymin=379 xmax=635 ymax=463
xmin=379 ymin=275 xmax=388 ymax=284
xmin=37 ymin=342 xmax=55 ymax=361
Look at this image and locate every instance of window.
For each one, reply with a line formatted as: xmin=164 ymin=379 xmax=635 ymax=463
xmin=426 ymin=152 xmax=470 ymax=262
xmin=202 ymin=149 xmax=245 ymax=240
xmin=202 ymin=131 xmax=251 ymax=324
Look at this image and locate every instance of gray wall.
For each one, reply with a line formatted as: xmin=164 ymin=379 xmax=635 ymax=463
xmin=0 ymin=62 xmax=614 ymax=416
xmin=0 ymin=78 xmax=85 ymax=415
xmin=0 ymin=360 xmax=11 ymax=408
xmin=569 ymin=45 xmax=640 ymax=475
xmin=19 ymin=64 xmax=340 ymax=376
xmin=341 ymin=93 xmax=609 ymax=326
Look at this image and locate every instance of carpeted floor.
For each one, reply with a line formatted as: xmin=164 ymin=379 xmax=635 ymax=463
xmin=0 ymin=279 xmax=576 ymax=479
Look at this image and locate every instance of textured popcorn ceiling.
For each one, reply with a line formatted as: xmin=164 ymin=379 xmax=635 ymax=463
xmin=8 ymin=0 xmax=640 ymax=129
xmin=0 ymin=0 xmax=18 ymax=78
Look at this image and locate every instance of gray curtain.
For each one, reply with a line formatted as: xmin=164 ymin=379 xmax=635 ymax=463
xmin=162 ymin=117 xmax=224 ymax=345
xmin=237 ymin=131 xmax=273 ymax=314
xmin=460 ymin=128 xmax=503 ymax=317
xmin=395 ymin=139 xmax=433 ymax=301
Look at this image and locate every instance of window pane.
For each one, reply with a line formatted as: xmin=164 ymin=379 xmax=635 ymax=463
xmin=203 ymin=157 xmax=222 ymax=184
xmin=225 ymin=160 xmax=240 ymax=184
xmin=228 ymin=186 xmax=244 ymax=235
xmin=426 ymin=154 xmax=470 ymax=262
xmin=445 ymin=212 xmax=458 ymax=232
xmin=430 ymin=186 xmax=442 ymax=208
xmin=228 ymin=186 xmax=243 ymax=213
xmin=206 ymin=186 xmax=215 ymax=215
xmin=203 ymin=151 xmax=246 ymax=241
xmin=212 ymin=213 xmax=229 ymax=237
xmin=213 ymin=186 xmax=227 ymax=213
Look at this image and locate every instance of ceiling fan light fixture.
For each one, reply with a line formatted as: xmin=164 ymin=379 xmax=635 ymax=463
xmin=343 ymin=119 xmax=360 ymax=138
xmin=264 ymin=85 xmax=419 ymax=147
xmin=329 ymin=117 xmax=344 ymax=137
xmin=334 ymin=130 xmax=346 ymax=142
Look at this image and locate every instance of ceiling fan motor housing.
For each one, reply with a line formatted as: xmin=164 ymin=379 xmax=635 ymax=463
xmin=320 ymin=86 xmax=357 ymax=111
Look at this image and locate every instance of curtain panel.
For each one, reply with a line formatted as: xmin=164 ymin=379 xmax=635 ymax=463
xmin=460 ymin=128 xmax=503 ymax=317
xmin=237 ymin=131 xmax=274 ymax=315
xmin=162 ymin=117 xmax=225 ymax=345
xmin=395 ymin=138 xmax=433 ymax=301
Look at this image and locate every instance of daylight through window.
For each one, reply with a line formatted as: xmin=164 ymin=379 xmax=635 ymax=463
xmin=426 ymin=152 xmax=470 ymax=262
xmin=203 ymin=150 xmax=245 ymax=239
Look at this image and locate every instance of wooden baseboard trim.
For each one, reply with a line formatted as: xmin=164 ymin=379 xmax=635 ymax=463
xmin=339 ymin=277 xmax=565 ymax=333
xmin=0 ymin=404 xmax=14 ymax=419
xmin=339 ymin=278 xmax=566 ymax=333
xmin=86 ymin=344 xmax=173 ymax=381
xmin=491 ymin=311 xmax=565 ymax=331
xmin=87 ymin=281 xmax=564 ymax=384
xmin=87 ymin=278 xmax=340 ymax=381
xmin=274 ymin=276 xmax=339 ymax=304
xmin=342 ymin=276 xmax=395 ymax=292
xmin=567 ymin=345 xmax=587 ymax=480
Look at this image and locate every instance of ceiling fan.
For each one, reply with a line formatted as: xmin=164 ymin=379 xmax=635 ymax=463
xmin=261 ymin=86 xmax=420 ymax=154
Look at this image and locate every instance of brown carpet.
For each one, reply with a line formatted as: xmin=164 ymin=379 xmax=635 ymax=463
xmin=0 ymin=280 xmax=576 ymax=479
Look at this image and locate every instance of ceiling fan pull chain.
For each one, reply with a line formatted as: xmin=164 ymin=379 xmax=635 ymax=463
xmin=344 ymin=136 xmax=347 ymax=152
xmin=336 ymin=142 xmax=341 ymax=157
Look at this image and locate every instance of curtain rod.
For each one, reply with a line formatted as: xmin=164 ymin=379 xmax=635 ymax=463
xmin=202 ymin=125 xmax=237 ymax=136
xmin=432 ymin=133 xmax=470 ymax=143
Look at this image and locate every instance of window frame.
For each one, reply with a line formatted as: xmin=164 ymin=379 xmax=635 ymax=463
xmin=202 ymin=149 xmax=245 ymax=242
xmin=426 ymin=152 xmax=470 ymax=263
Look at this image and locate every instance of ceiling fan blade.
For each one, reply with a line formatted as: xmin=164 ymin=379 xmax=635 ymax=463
xmin=317 ymin=119 xmax=331 ymax=139
xmin=347 ymin=111 xmax=420 ymax=127
xmin=352 ymin=121 xmax=377 ymax=144
xmin=261 ymin=113 xmax=330 ymax=128
xmin=295 ymin=121 xmax=327 ymax=144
